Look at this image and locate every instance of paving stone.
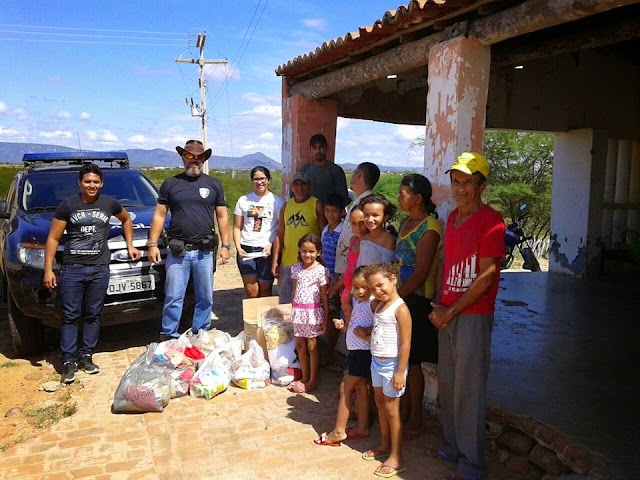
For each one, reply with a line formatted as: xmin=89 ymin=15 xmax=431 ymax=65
xmin=498 ymin=431 xmax=537 ymax=454
xmin=530 ymin=444 xmax=563 ymax=476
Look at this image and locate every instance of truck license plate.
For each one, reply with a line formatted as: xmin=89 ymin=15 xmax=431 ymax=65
xmin=107 ymin=276 xmax=155 ymax=295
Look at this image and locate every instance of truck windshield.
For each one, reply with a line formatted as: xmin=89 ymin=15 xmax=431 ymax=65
xmin=22 ymin=170 xmax=158 ymax=211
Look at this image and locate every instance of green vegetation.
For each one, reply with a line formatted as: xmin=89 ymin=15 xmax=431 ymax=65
xmin=0 ymin=166 xmax=20 ymax=196
xmin=0 ymin=361 xmax=18 ymax=368
xmin=24 ymin=401 xmax=77 ymax=429
xmin=142 ymin=168 xmax=283 ymax=213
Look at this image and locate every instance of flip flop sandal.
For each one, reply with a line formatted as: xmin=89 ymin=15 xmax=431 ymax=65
xmin=362 ymin=449 xmax=389 ymax=461
xmin=345 ymin=427 xmax=369 ymax=439
xmin=373 ymin=463 xmax=406 ymax=478
xmin=313 ymin=432 xmax=342 ymax=447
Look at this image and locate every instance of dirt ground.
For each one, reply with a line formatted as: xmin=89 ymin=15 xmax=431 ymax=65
xmin=0 ymin=251 xmax=549 ymax=453
xmin=0 ymin=257 xmax=244 ymax=452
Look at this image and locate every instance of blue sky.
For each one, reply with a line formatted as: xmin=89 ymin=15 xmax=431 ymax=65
xmin=0 ymin=0 xmax=425 ymax=167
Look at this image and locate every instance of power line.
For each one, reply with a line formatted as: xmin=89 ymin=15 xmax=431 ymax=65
xmin=0 ymin=37 xmax=187 ymax=46
xmin=0 ymin=29 xmax=186 ymax=42
xmin=0 ymin=23 xmax=187 ymax=35
xmin=209 ymin=0 xmax=269 ymax=108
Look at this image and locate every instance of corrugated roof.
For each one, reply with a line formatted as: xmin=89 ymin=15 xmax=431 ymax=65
xmin=276 ymin=0 xmax=485 ymax=78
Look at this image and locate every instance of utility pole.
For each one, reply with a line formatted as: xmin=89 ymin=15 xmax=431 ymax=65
xmin=175 ymin=32 xmax=227 ymax=174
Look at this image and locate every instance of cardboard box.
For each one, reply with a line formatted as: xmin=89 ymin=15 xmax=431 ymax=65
xmin=242 ymin=296 xmax=291 ymax=359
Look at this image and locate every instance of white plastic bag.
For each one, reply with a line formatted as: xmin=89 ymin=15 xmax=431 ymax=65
xmin=230 ymin=340 xmax=271 ymax=389
xmin=112 ymin=343 xmax=171 ymax=413
xmin=189 ymin=349 xmax=231 ymax=400
xmin=263 ymin=314 xmax=300 ymax=386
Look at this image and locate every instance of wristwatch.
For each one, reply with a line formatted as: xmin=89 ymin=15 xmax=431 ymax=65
xmin=221 ymin=243 xmax=231 ymax=249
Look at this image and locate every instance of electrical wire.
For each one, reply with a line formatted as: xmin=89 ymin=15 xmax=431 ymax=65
xmin=209 ymin=0 xmax=270 ymax=108
xmin=0 ymin=24 xmax=187 ymax=35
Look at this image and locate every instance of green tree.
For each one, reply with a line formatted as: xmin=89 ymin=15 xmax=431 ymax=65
xmin=411 ymin=130 xmax=553 ymax=240
xmin=483 ymin=130 xmax=553 ymax=240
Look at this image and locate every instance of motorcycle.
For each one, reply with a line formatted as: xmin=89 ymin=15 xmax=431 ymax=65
xmin=502 ymin=204 xmax=541 ymax=271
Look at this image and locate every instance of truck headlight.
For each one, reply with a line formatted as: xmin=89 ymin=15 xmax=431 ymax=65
xmin=18 ymin=243 xmax=59 ymax=270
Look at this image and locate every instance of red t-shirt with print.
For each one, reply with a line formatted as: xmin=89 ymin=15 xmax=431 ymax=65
xmin=440 ymin=204 xmax=505 ymax=315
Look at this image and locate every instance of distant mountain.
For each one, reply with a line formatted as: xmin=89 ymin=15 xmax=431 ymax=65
xmin=0 ymin=142 xmax=282 ymax=170
xmin=0 ymin=142 xmax=418 ymax=172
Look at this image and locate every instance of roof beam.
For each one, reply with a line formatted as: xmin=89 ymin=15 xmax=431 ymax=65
xmin=289 ymin=0 xmax=638 ymax=100
xmin=469 ymin=0 xmax=640 ymax=44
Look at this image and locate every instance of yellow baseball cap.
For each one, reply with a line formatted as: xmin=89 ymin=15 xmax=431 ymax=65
xmin=446 ymin=152 xmax=490 ymax=178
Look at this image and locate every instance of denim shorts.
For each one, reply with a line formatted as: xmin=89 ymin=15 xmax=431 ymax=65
xmin=236 ymin=245 xmax=274 ymax=282
xmin=371 ymin=356 xmax=407 ymax=398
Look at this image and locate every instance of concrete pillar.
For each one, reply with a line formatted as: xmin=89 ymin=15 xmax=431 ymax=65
xmin=601 ymin=140 xmax=618 ymax=248
xmin=423 ymin=36 xmax=491 ymax=221
xmin=628 ymin=142 xmax=640 ymax=232
xmin=281 ymin=78 xmax=338 ymax=196
xmin=422 ymin=36 xmax=490 ymax=415
xmin=550 ymin=129 xmax=608 ymax=277
xmin=613 ymin=140 xmax=632 ymax=247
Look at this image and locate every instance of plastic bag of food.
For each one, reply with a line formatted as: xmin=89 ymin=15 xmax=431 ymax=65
xmin=230 ymin=340 xmax=271 ymax=389
xmin=188 ymin=328 xmax=232 ymax=355
xmin=189 ymin=349 xmax=231 ymax=400
xmin=154 ymin=335 xmax=205 ymax=369
xmin=112 ymin=343 xmax=171 ymax=413
xmin=263 ymin=313 xmax=300 ymax=386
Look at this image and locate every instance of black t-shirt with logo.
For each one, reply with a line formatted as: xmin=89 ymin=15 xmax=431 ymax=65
xmin=54 ymin=194 xmax=123 ymax=265
xmin=158 ymin=173 xmax=227 ymax=243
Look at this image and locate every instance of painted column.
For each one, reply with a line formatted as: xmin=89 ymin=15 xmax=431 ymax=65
xmin=423 ymin=36 xmax=491 ymax=221
xmin=422 ymin=36 xmax=490 ymax=418
xmin=550 ymin=129 xmax=608 ymax=277
xmin=281 ymin=78 xmax=338 ymax=196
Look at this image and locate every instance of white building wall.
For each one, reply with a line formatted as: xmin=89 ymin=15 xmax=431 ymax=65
xmin=550 ymin=129 xmax=594 ymax=276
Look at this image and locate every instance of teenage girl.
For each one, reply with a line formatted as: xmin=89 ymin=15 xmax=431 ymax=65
xmin=329 ymin=205 xmax=366 ymax=320
xmin=361 ymin=263 xmax=411 ymax=479
xmin=287 ymin=234 xmax=329 ymax=394
xmin=314 ymin=266 xmax=373 ymax=446
xmin=358 ymin=193 xmax=396 ymax=267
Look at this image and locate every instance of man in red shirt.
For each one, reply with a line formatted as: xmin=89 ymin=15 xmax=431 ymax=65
xmin=429 ymin=152 xmax=505 ymax=480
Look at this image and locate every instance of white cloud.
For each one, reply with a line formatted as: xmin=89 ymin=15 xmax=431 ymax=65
xmin=39 ymin=130 xmax=72 ymax=139
xmin=129 ymin=135 xmax=150 ymax=145
xmin=0 ymin=126 xmax=27 ymax=137
xmin=79 ymin=112 xmax=91 ymax=121
xmin=302 ymin=18 xmax=327 ymax=31
xmin=57 ymin=111 xmax=71 ymax=119
xmin=259 ymin=132 xmax=274 ymax=140
xmin=241 ymin=92 xmax=279 ymax=105
xmin=0 ymin=102 xmax=7 ymax=115
xmin=240 ymin=105 xmax=280 ymax=118
xmin=204 ymin=62 xmax=239 ymax=82
xmin=87 ymin=130 xmax=118 ymax=143
xmin=14 ymin=108 xmax=28 ymax=121
xmin=395 ymin=125 xmax=424 ymax=141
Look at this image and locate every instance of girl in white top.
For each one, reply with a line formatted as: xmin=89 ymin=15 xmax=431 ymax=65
xmin=313 ymin=266 xmax=373 ymax=446
xmin=361 ymin=263 xmax=411 ymax=478
xmin=357 ymin=194 xmax=396 ymax=267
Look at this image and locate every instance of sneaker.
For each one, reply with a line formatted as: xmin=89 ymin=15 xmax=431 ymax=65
xmin=61 ymin=361 xmax=77 ymax=384
xmin=77 ymin=355 xmax=100 ymax=374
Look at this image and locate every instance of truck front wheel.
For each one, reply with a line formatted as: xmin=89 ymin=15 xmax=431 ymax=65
xmin=8 ymin=294 xmax=43 ymax=357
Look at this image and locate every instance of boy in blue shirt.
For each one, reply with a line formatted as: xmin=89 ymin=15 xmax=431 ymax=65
xmin=321 ymin=194 xmax=345 ymax=370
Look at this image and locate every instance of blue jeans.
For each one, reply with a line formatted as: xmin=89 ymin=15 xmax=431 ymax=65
xmin=59 ymin=264 xmax=110 ymax=363
xmin=161 ymin=249 xmax=214 ymax=338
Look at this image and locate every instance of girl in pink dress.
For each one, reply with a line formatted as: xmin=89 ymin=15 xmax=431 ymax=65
xmin=287 ymin=234 xmax=329 ymax=394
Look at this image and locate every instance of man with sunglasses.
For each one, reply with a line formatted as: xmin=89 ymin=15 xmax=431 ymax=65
xmin=148 ymin=140 xmax=231 ymax=340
